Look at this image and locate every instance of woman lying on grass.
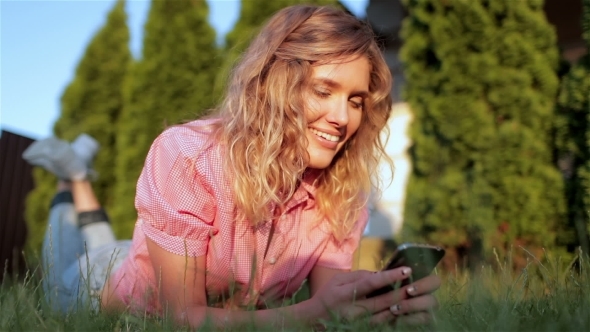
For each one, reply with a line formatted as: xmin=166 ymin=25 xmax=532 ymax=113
xmin=23 ymin=4 xmax=440 ymax=329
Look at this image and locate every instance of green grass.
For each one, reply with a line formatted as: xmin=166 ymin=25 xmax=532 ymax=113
xmin=3 ymin=248 xmax=590 ymax=331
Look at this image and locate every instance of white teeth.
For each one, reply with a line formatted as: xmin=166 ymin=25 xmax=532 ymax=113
xmin=309 ymin=128 xmax=340 ymax=142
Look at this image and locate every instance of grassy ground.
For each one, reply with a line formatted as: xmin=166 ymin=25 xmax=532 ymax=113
xmin=2 ymin=248 xmax=590 ymax=331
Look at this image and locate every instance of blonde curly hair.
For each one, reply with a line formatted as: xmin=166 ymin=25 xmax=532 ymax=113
xmin=209 ymin=5 xmax=393 ymax=241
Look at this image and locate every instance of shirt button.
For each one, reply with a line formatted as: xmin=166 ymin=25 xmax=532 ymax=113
xmin=269 ymin=257 xmax=277 ymax=265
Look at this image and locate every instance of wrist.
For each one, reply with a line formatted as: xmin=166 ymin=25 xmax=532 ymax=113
xmin=298 ymin=297 xmax=328 ymax=325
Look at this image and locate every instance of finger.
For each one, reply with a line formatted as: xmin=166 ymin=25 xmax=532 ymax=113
xmin=347 ymin=268 xmax=413 ymax=314
xmin=369 ymin=308 xmax=397 ymax=326
xmin=352 ymin=266 xmax=412 ymax=296
xmin=405 ymin=275 xmax=442 ymax=297
xmin=396 ymin=311 xmax=435 ymax=326
xmin=389 ymin=294 xmax=439 ymax=316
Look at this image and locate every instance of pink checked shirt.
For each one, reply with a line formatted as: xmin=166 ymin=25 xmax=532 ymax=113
xmin=109 ymin=119 xmax=368 ymax=314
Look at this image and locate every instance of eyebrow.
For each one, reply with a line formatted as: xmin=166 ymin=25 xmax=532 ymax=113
xmin=314 ymin=78 xmax=369 ymax=97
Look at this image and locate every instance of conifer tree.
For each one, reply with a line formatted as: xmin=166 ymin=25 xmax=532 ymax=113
xmin=111 ymin=0 xmax=218 ymax=237
xmin=555 ymin=0 xmax=590 ymax=253
xmin=25 ymin=0 xmax=130 ymax=251
xmin=400 ymin=0 xmax=566 ymax=266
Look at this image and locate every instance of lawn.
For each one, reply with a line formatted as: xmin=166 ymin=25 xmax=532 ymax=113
xmin=2 ymin=248 xmax=590 ymax=331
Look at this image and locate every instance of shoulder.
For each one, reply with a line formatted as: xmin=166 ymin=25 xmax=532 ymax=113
xmin=147 ymin=119 xmax=225 ymax=174
xmin=147 ymin=118 xmax=229 ymax=193
xmin=153 ymin=119 xmax=220 ymax=158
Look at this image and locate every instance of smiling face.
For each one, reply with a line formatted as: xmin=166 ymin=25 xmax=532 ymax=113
xmin=304 ymin=55 xmax=370 ymax=169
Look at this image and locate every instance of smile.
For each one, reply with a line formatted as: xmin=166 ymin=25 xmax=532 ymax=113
xmin=309 ymin=128 xmax=340 ymax=142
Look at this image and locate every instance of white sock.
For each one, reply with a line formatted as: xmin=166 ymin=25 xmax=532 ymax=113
xmin=71 ymin=134 xmax=99 ymax=165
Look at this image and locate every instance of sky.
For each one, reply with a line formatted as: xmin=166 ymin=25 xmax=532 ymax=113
xmin=1 ymin=0 xmax=368 ymax=140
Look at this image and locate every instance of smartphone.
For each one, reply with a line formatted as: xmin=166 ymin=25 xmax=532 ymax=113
xmin=366 ymin=243 xmax=445 ymax=298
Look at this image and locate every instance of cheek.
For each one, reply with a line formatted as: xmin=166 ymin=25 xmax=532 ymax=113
xmin=347 ymin=111 xmax=363 ymax=136
xmin=304 ymin=96 xmax=322 ymax=121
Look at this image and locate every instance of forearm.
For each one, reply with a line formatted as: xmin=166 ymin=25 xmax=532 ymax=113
xmin=181 ymin=299 xmax=325 ymax=330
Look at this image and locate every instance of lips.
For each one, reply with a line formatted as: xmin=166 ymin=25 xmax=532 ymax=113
xmin=309 ymin=127 xmax=340 ymax=142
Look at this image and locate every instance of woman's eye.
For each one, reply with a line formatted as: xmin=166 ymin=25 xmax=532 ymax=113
xmin=313 ymin=89 xmax=331 ymax=98
xmin=349 ymin=99 xmax=364 ymax=110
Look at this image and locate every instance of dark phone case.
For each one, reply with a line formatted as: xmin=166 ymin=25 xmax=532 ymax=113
xmin=366 ymin=243 xmax=445 ymax=298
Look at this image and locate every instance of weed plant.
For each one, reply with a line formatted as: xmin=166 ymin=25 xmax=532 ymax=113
xmin=2 ymin=247 xmax=590 ymax=331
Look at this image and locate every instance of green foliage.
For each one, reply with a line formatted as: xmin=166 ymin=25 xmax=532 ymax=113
xmin=555 ymin=58 xmax=590 ymax=251
xmin=585 ymin=0 xmax=590 ymax=240
xmin=554 ymin=0 xmax=590 ymax=253
xmin=400 ymin=0 xmax=566 ymax=267
xmin=24 ymin=0 xmax=131 ymax=252
xmin=214 ymin=0 xmax=341 ymax=96
xmin=111 ymin=0 xmax=219 ymax=238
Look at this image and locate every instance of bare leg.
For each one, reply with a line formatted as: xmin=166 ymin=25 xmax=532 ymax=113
xmin=71 ymin=180 xmax=100 ymax=211
xmin=71 ymin=179 xmax=116 ymax=251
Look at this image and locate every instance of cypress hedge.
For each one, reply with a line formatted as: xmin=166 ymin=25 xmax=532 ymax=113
xmin=554 ymin=0 xmax=590 ymax=254
xmin=25 ymin=0 xmax=131 ymax=251
xmin=111 ymin=0 xmax=219 ymax=238
xmin=400 ymin=0 xmax=566 ymax=267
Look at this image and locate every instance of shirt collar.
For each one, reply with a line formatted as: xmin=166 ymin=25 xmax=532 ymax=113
xmin=285 ymin=169 xmax=320 ymax=212
xmin=300 ymin=169 xmax=320 ymax=196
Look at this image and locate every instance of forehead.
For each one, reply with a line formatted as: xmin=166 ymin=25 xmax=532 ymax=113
xmin=310 ymin=56 xmax=370 ymax=90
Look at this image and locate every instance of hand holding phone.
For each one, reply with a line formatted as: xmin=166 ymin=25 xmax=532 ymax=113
xmin=366 ymin=243 xmax=445 ymax=298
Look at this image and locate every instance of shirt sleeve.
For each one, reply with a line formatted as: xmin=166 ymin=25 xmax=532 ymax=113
xmin=315 ymin=207 xmax=369 ymax=270
xmin=136 ymin=128 xmax=217 ymax=257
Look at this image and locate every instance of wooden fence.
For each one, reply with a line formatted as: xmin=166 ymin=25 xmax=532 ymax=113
xmin=0 ymin=130 xmax=35 ymax=282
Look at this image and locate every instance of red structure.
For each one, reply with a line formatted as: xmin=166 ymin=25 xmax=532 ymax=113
xmin=0 ymin=130 xmax=34 ymax=282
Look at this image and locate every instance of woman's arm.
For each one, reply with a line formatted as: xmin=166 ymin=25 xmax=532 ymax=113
xmin=145 ymin=237 xmax=207 ymax=315
xmin=146 ymin=237 xmax=324 ymax=329
xmin=146 ymin=238 xmax=426 ymax=329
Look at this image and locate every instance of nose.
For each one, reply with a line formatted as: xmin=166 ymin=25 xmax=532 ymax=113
xmin=325 ymin=98 xmax=349 ymax=127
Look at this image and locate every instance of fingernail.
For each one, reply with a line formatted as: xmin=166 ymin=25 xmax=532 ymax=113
xmin=407 ymin=286 xmax=416 ymax=294
xmin=402 ymin=268 xmax=411 ymax=275
xmin=390 ymin=304 xmax=401 ymax=314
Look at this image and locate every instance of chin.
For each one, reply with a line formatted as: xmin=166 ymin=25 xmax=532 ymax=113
xmin=307 ymin=155 xmax=336 ymax=169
